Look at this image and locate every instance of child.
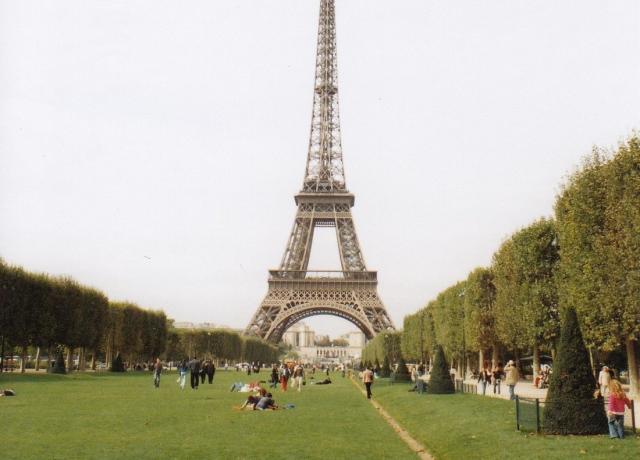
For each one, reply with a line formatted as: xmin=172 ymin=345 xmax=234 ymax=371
xmin=607 ymin=379 xmax=631 ymax=439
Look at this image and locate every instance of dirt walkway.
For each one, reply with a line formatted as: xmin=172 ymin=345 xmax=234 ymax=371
xmin=349 ymin=377 xmax=433 ymax=460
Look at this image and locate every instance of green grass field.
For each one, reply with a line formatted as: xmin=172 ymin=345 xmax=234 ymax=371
xmin=4 ymin=371 xmax=639 ymax=459
xmin=0 ymin=370 xmax=414 ymax=460
xmin=365 ymin=378 xmax=640 ymax=460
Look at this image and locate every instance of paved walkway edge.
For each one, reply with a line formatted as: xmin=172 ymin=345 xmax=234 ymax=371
xmin=350 ymin=377 xmax=434 ymax=460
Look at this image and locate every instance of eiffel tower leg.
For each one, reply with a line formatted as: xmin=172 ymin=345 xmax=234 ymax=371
xmin=354 ymin=289 xmax=395 ymax=333
xmin=280 ymin=214 xmax=315 ymax=271
xmin=336 ymin=214 xmax=366 ymax=271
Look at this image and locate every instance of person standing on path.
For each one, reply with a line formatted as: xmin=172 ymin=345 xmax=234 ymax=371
xmin=153 ymin=358 xmax=162 ymax=388
xmin=292 ymin=363 xmax=304 ymax=392
xmin=362 ymin=366 xmax=374 ymax=399
xmin=492 ymin=362 xmax=504 ymax=395
xmin=598 ymin=365 xmax=611 ymax=396
xmin=504 ymin=360 xmax=519 ymax=400
xmin=478 ymin=362 xmax=491 ymax=396
xmin=188 ymin=356 xmax=201 ymax=390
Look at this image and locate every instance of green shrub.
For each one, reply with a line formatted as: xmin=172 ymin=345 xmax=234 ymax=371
xmin=110 ymin=353 xmax=125 ymax=372
xmin=51 ymin=351 xmax=66 ymax=374
xmin=428 ymin=345 xmax=454 ymax=394
xmin=542 ymin=309 xmax=607 ymax=435
xmin=393 ymin=357 xmax=412 ymax=382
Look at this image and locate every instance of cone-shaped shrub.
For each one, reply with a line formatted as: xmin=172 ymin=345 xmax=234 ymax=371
xmin=51 ymin=350 xmax=66 ymax=374
xmin=110 ymin=353 xmax=125 ymax=372
xmin=543 ymin=308 xmax=607 ymax=434
xmin=394 ymin=356 xmax=412 ymax=382
xmin=428 ymin=345 xmax=454 ymax=394
xmin=380 ymin=356 xmax=392 ymax=378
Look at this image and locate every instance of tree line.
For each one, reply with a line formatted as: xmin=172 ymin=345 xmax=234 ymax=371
xmin=0 ymin=260 xmax=279 ymax=372
xmin=371 ymin=135 xmax=640 ymax=397
xmin=165 ymin=328 xmax=279 ymax=365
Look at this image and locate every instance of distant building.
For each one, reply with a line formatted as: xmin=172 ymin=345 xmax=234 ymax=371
xmin=283 ymin=322 xmax=315 ymax=347
xmin=344 ymin=330 xmax=366 ymax=348
xmin=283 ymin=321 xmax=365 ymax=364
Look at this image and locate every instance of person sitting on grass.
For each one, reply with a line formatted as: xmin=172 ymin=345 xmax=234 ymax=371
xmin=240 ymin=386 xmax=268 ymax=409
xmin=607 ymin=379 xmax=632 ymax=439
xmin=254 ymin=393 xmax=277 ymax=411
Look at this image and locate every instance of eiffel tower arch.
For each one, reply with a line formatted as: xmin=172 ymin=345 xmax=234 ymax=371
xmin=245 ymin=0 xmax=395 ymax=342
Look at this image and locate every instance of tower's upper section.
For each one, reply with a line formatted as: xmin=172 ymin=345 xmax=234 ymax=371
xmin=301 ymin=0 xmax=347 ymax=194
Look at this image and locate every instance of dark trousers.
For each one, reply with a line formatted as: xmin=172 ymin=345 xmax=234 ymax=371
xmin=207 ymin=373 xmax=214 ymax=384
xmin=191 ymin=372 xmax=199 ymax=389
xmin=365 ymin=382 xmax=372 ymax=399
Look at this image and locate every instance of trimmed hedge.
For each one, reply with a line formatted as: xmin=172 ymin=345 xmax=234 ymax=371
xmin=543 ymin=309 xmax=607 ymax=434
xmin=51 ymin=351 xmax=66 ymax=374
xmin=429 ymin=345 xmax=454 ymax=394
xmin=110 ymin=353 xmax=125 ymax=372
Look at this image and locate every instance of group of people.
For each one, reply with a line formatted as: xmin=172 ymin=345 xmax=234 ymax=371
xmin=151 ymin=357 xmax=216 ymax=390
xmin=267 ymin=362 xmax=306 ymax=392
xmin=477 ymin=360 xmax=519 ymax=399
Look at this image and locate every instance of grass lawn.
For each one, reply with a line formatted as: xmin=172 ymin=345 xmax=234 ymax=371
xmin=365 ymin=378 xmax=640 ymax=460
xmin=1 ymin=370 xmax=415 ymax=460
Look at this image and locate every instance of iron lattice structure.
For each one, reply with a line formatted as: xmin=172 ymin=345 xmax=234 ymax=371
xmin=245 ymin=0 xmax=395 ymax=342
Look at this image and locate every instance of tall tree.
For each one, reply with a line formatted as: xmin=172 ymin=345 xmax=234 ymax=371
xmin=431 ymin=282 xmax=466 ymax=372
xmin=464 ymin=267 xmax=499 ymax=367
xmin=493 ymin=219 xmax=560 ymax=375
xmin=555 ymin=137 xmax=640 ymax=396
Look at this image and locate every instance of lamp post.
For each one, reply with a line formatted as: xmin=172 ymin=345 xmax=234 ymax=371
xmin=459 ymin=288 xmax=466 ymax=381
xmin=419 ymin=311 xmax=425 ymax=368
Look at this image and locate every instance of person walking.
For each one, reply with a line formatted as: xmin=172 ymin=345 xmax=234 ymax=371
xmin=200 ymin=359 xmax=209 ymax=385
xmin=504 ymin=360 xmax=519 ymax=400
xmin=598 ymin=365 xmax=611 ymax=396
xmin=153 ymin=358 xmax=162 ymax=388
xmin=207 ymin=361 xmax=215 ymax=384
xmin=492 ymin=362 xmax=503 ymax=395
xmin=607 ymin=379 xmax=631 ymax=439
xmin=269 ymin=365 xmax=279 ymax=389
xmin=478 ymin=362 xmax=491 ymax=396
xmin=362 ymin=366 xmax=374 ymax=399
xmin=188 ymin=356 xmax=201 ymax=390
xmin=177 ymin=358 xmax=188 ymax=390
xmin=292 ymin=363 xmax=304 ymax=392
xmin=279 ymin=363 xmax=290 ymax=392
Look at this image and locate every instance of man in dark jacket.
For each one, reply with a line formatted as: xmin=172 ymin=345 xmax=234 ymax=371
xmin=188 ymin=356 xmax=201 ymax=389
xmin=206 ymin=361 xmax=216 ymax=384
xmin=200 ymin=361 xmax=208 ymax=384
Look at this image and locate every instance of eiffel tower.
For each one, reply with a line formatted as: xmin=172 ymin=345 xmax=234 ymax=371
xmin=244 ymin=0 xmax=395 ymax=342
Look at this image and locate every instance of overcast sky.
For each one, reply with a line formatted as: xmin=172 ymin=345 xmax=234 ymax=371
xmin=1 ymin=1 xmax=639 ymax=337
